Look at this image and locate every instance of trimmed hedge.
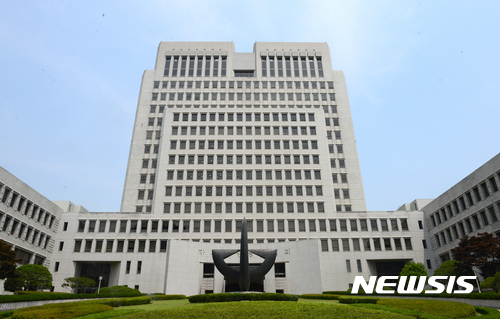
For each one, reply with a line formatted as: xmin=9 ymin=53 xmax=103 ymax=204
xmin=323 ymin=291 xmax=353 ymax=295
xmin=339 ymin=296 xmax=378 ymax=304
xmin=149 ymin=294 xmax=186 ymax=300
xmin=189 ymin=293 xmax=298 ymax=303
xmin=300 ymin=294 xmax=340 ymax=300
xmin=11 ymin=303 xmax=113 ymax=319
xmin=0 ymin=292 xmax=143 ymax=303
xmin=0 ymin=311 xmax=13 ymax=319
xmin=324 ymin=290 xmax=500 ymax=300
xmin=17 ymin=291 xmax=72 ymax=296
xmin=474 ymin=306 xmax=500 ymax=318
xmin=98 ymin=285 xmax=141 ymax=296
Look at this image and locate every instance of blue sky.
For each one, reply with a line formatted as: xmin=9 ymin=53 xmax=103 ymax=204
xmin=1 ymin=1 xmax=498 ymax=212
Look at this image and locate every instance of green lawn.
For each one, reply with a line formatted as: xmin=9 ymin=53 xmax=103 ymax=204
xmin=76 ymin=299 xmax=410 ymax=319
xmin=69 ymin=297 xmax=499 ymax=319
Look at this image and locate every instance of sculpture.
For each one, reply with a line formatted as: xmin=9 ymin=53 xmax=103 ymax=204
xmin=212 ymin=218 xmax=277 ymax=291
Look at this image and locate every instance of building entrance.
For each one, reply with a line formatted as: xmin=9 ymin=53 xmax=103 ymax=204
xmin=78 ymin=262 xmax=111 ymax=292
xmin=224 ymin=263 xmax=265 ymax=292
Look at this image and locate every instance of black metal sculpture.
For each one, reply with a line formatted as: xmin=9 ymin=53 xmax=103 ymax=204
xmin=212 ymin=218 xmax=277 ymax=291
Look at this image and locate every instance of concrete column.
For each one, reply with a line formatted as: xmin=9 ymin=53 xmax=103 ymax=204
xmin=214 ymin=268 xmax=224 ymax=293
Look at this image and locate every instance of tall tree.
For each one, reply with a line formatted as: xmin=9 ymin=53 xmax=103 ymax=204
xmin=0 ymin=240 xmax=20 ymax=280
xmin=4 ymin=264 xmax=53 ymax=292
xmin=451 ymin=232 xmax=500 ymax=278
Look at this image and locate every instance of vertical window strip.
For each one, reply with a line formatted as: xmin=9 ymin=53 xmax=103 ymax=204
xmin=164 ymin=56 xmax=171 ymax=77
xmin=309 ymin=57 xmax=316 ymax=77
xmin=261 ymin=56 xmax=267 ymax=77
xmin=205 ymin=56 xmax=211 ymax=77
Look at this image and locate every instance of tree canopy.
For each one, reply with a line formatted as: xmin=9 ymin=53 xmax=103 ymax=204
xmin=451 ymin=232 xmax=500 ymax=278
xmin=4 ymin=264 xmax=53 ymax=292
xmin=62 ymin=277 xmax=96 ymax=293
xmin=0 ymin=240 xmax=20 ymax=280
xmin=433 ymin=260 xmax=473 ymax=277
xmin=399 ymin=262 xmax=428 ymax=277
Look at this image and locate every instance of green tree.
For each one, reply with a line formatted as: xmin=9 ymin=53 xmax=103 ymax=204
xmin=480 ymin=273 xmax=500 ymax=293
xmin=0 ymin=240 xmax=20 ymax=279
xmin=451 ymin=233 xmax=500 ymax=278
xmin=433 ymin=260 xmax=473 ymax=277
xmin=4 ymin=264 xmax=52 ymax=292
xmin=398 ymin=262 xmax=428 ymax=290
xmin=399 ymin=262 xmax=429 ymax=277
xmin=62 ymin=277 xmax=96 ymax=294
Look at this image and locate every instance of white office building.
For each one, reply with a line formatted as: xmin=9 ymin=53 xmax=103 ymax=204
xmin=4 ymin=42 xmax=495 ymax=295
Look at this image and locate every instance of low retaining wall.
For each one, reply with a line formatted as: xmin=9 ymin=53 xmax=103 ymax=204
xmin=0 ymin=298 xmax=99 ymax=311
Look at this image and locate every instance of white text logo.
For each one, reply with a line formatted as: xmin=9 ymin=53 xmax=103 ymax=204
xmin=351 ymin=276 xmax=476 ymax=294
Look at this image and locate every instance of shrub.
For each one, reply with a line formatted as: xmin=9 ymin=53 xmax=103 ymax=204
xmin=188 ymin=292 xmax=298 ymax=303
xmin=474 ymin=306 xmax=500 ymax=318
xmin=17 ymin=291 xmax=72 ymax=295
xmin=149 ymin=294 xmax=186 ymax=300
xmin=12 ymin=303 xmax=112 ymax=319
xmin=378 ymin=298 xmax=476 ymax=318
xmin=0 ymin=291 xmax=144 ymax=303
xmin=338 ymin=296 xmax=378 ymax=304
xmin=0 ymin=311 xmax=13 ymax=319
xmin=323 ymin=291 xmax=351 ymax=295
xmin=98 ymin=285 xmax=141 ymax=296
xmin=300 ymin=294 xmax=340 ymax=300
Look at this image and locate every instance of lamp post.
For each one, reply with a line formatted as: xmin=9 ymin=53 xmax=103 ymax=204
xmin=98 ymin=276 xmax=103 ymax=294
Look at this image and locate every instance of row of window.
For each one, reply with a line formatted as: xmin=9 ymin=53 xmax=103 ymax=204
xmin=169 ymin=140 xmax=326 ymax=151
xmin=0 ymin=183 xmax=56 ymax=230
xmin=162 ymin=202 xmax=327 ymax=214
xmin=148 ymin=104 xmax=338 ymax=114
xmin=0 ymin=212 xmax=51 ymax=249
xmin=171 ymin=127 xmax=321 ymax=138
xmin=430 ymin=173 xmax=500 ymax=228
xmin=164 ymin=55 xmax=227 ymax=77
xmin=164 ymin=185 xmax=326 ymax=197
xmin=73 ymin=238 xmax=168 ymax=253
xmin=173 ymin=112 xmax=316 ymax=122
xmin=169 ymin=126 xmax=339 ymax=138
xmin=161 ymin=169 xmax=324 ymax=181
xmin=75 ymin=217 xmax=411 ymax=235
xmin=166 ymin=155 xmax=322 ymax=166
xmin=154 ymin=92 xmax=335 ymax=102
xmin=155 ymin=80 xmax=334 ymax=90
xmin=261 ymin=56 xmax=323 ymax=78
xmin=434 ymin=202 xmax=500 ymax=248
xmin=321 ymin=237 xmax=413 ymax=252
xmin=133 ymin=203 xmax=354 ymax=213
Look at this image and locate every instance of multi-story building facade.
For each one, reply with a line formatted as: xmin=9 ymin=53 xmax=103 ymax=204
xmin=423 ymin=153 xmax=500 ymax=267
xmin=1 ymin=42 xmax=496 ymax=295
xmin=0 ymin=167 xmax=63 ymax=293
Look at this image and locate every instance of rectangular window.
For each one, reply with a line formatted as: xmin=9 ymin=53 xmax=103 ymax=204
xmin=331 ymin=239 xmax=339 ymax=251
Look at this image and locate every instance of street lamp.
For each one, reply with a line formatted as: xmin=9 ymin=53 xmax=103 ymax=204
xmin=98 ymin=276 xmax=103 ymax=294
